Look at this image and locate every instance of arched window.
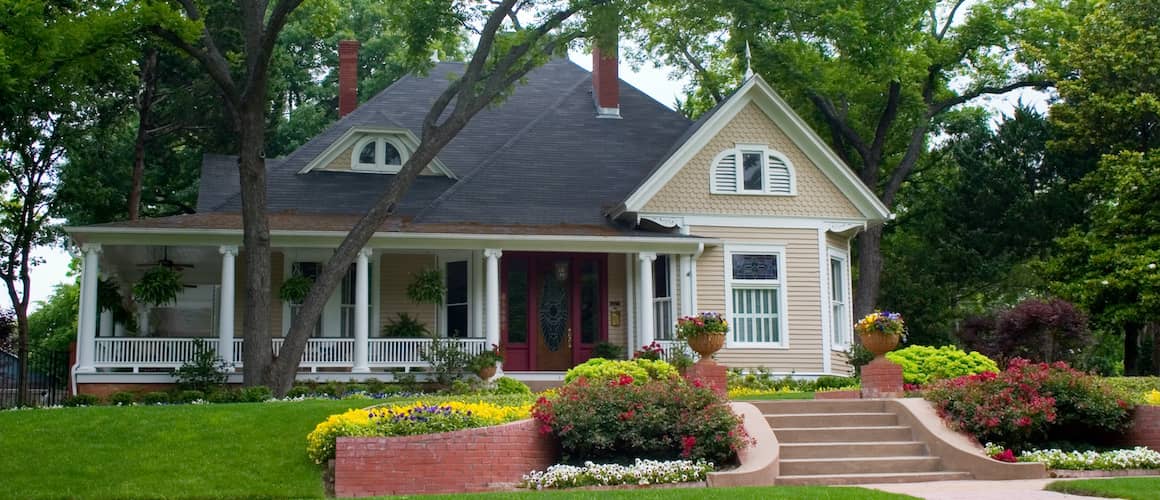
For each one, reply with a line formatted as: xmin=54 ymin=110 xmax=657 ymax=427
xmin=351 ymin=136 xmax=408 ymax=173
xmin=709 ymin=145 xmax=796 ymax=196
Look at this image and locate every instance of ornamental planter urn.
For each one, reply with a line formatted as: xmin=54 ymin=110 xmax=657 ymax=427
xmin=686 ymin=333 xmax=727 ymax=357
xmin=859 ymin=332 xmax=901 ymax=358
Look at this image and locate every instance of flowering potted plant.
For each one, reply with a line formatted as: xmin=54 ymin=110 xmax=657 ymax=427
xmin=468 ymin=344 xmax=504 ymax=380
xmin=855 ymin=311 xmax=905 ymax=357
xmin=633 ymin=341 xmax=665 ymax=361
xmin=676 ymin=312 xmax=729 ymax=357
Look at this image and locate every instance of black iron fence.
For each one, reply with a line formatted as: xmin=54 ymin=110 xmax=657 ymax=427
xmin=0 ymin=349 xmax=69 ymax=408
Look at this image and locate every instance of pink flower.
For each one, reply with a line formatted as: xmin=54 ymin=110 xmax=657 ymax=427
xmin=681 ymin=436 xmax=697 ymax=458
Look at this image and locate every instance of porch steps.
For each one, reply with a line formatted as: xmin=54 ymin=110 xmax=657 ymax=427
xmin=755 ymin=400 xmax=972 ymax=486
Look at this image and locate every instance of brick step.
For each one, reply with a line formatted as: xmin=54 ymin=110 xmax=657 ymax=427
xmin=774 ymin=426 xmax=913 ymax=443
xmin=779 ymin=456 xmax=943 ymax=476
xmin=779 ymin=441 xmax=928 ymax=459
xmin=750 ymin=400 xmax=886 ymax=414
xmin=776 ymin=471 xmax=973 ymax=486
xmin=766 ymin=412 xmax=897 ymax=428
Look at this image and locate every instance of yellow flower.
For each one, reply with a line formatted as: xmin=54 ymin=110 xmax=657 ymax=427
xmin=1145 ymin=389 xmax=1160 ymax=406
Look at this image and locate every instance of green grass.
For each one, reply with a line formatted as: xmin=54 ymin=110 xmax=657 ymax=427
xmin=1045 ymin=477 xmax=1160 ymax=499
xmin=730 ymin=391 xmax=816 ymax=400
xmin=393 ymin=486 xmax=916 ymax=499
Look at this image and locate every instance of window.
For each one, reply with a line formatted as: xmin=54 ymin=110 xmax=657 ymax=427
xmin=445 ymin=260 xmax=469 ymax=338
xmin=653 ymin=255 xmax=674 ymax=340
xmin=710 ymin=145 xmax=796 ymax=196
xmin=351 ymin=136 xmax=407 ymax=173
xmin=829 ymin=251 xmax=851 ymax=347
xmin=148 ymin=285 xmax=218 ymax=338
xmin=289 ymin=262 xmax=322 ymax=338
xmin=725 ymin=246 xmax=787 ymax=347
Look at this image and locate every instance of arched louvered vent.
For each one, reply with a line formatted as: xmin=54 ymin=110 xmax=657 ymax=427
xmin=712 ymin=153 xmax=737 ymax=193
xmin=767 ymin=154 xmax=792 ymax=194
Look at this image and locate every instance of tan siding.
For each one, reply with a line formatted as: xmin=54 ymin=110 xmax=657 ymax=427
xmin=642 ymin=103 xmax=862 ymax=218
xmin=831 ymin=350 xmax=853 ymax=376
xmin=379 ymin=254 xmax=438 ymax=334
xmin=692 ymin=226 xmax=824 ymax=373
xmin=233 ymin=251 xmax=283 ymax=338
xmin=606 ymin=255 xmax=627 ymax=348
xmin=323 ymin=145 xmax=356 ymax=171
xmin=826 ymin=232 xmax=850 ymax=251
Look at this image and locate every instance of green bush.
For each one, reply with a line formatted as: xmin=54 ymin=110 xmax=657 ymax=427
xmin=726 ymin=370 xmax=853 ymax=392
xmin=285 ymin=386 xmax=312 ymax=398
xmin=493 ymin=376 xmax=532 ymax=395
xmin=564 ymin=358 xmax=678 ymax=385
xmin=108 ymin=392 xmax=135 ymax=406
xmin=420 ymin=338 xmax=471 ymax=387
xmin=533 ymin=376 xmax=751 ymax=464
xmin=362 ymin=378 xmax=387 ymax=395
xmin=1104 ymin=377 xmax=1160 ymax=402
xmin=139 ymin=392 xmax=171 ymax=405
xmin=591 ymin=342 xmax=624 ymax=360
xmin=174 ymin=390 xmax=205 ymax=403
xmin=62 ymin=394 xmax=100 ymax=407
xmin=173 ymin=339 xmax=228 ymax=393
xmin=814 ymin=375 xmax=858 ymax=391
xmin=885 ymin=345 xmax=999 ymax=385
xmin=241 ymin=386 xmax=272 ymax=402
xmin=207 ymin=389 xmax=242 ymax=404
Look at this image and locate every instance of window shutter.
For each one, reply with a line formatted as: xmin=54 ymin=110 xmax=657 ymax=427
xmin=713 ymin=153 xmax=738 ymax=193
xmin=767 ymin=154 xmax=792 ymax=194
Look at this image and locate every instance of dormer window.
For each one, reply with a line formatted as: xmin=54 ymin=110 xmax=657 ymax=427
xmin=352 ymin=136 xmax=407 ymax=173
xmin=710 ymin=145 xmax=796 ymax=196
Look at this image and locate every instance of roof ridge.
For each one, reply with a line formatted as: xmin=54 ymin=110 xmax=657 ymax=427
xmin=411 ymin=70 xmax=593 ymax=222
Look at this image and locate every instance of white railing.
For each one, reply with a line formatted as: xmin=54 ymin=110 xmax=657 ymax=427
xmin=655 ymin=340 xmax=699 ymax=363
xmin=93 ymin=337 xmax=487 ymax=373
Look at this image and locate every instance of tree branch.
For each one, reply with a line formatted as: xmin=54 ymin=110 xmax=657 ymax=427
xmin=937 ymin=0 xmax=968 ymax=41
xmin=150 ymin=26 xmax=239 ymax=106
xmin=808 ymin=93 xmax=870 ymax=163
xmin=869 ymin=81 xmax=901 ymax=161
xmin=929 ymin=80 xmax=1054 ymax=116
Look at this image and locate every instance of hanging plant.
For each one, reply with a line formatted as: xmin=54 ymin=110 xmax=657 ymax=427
xmin=132 ymin=266 xmax=184 ymax=307
xmin=279 ymin=274 xmax=314 ymax=303
xmin=406 ymin=267 xmax=445 ymax=305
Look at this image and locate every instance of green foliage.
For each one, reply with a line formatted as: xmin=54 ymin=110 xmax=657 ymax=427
xmin=467 ymin=345 xmax=504 ymax=374
xmin=278 ymin=274 xmax=314 ymax=304
xmin=207 ymin=389 xmax=243 ymax=404
xmin=726 ymin=369 xmax=857 ymax=393
xmin=406 ymin=268 xmax=445 ymax=305
xmin=846 ymin=344 xmax=875 ymax=376
xmin=493 ymin=376 xmax=532 ymax=395
xmin=139 ymin=392 xmax=171 ymax=405
xmin=108 ymin=392 xmax=135 ymax=406
xmin=381 ymin=313 xmax=430 ymax=338
xmin=419 ymin=338 xmax=471 ymax=387
xmin=174 ymin=390 xmax=205 ymax=404
xmin=132 ymin=266 xmax=184 ymax=307
xmin=564 ymin=358 xmax=678 ymax=386
xmin=590 ymin=342 xmax=624 ymax=360
xmin=1104 ymin=378 xmax=1160 ymax=403
xmin=173 ymin=339 xmax=228 ymax=394
xmin=885 ymin=345 xmax=999 ymax=386
xmin=61 ymin=394 xmax=100 ymax=407
xmin=241 ymin=386 xmax=273 ymax=403
xmin=533 ymin=376 xmax=750 ymax=464
xmin=955 ymin=298 xmax=1092 ymax=366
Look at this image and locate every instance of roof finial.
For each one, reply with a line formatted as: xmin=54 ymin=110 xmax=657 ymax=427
xmin=744 ymin=40 xmax=754 ymax=80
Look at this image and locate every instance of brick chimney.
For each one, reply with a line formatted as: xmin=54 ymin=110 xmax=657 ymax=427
xmin=338 ymin=40 xmax=360 ymax=118
xmin=592 ymin=38 xmax=620 ymax=118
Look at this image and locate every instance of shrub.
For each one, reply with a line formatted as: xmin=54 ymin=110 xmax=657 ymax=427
xmin=563 ymin=358 xmax=678 ymax=385
xmin=590 ymin=342 xmax=624 ymax=360
xmin=845 ymin=344 xmax=874 ymax=376
xmin=207 ymin=389 xmax=242 ymax=404
xmin=925 ymin=358 xmax=1132 ymax=451
xmin=813 ymin=375 xmax=859 ymax=391
xmin=62 ymin=394 xmax=100 ymax=407
xmin=885 ymin=345 xmax=999 ymax=385
xmin=420 ymin=338 xmax=471 ymax=387
xmin=139 ymin=392 xmax=171 ymax=405
xmin=286 ymin=386 xmax=312 ymax=398
xmin=493 ymin=376 xmax=532 ymax=395
xmin=362 ymin=378 xmax=387 ymax=395
xmin=241 ymin=386 xmax=273 ymax=402
xmin=174 ymin=390 xmax=205 ymax=403
xmin=108 ymin=392 xmax=136 ymax=406
xmin=956 ymin=298 xmax=1092 ymax=366
xmin=533 ymin=376 xmax=751 ymax=464
xmin=1104 ymin=377 xmax=1160 ymax=402
xmin=173 ymin=339 xmax=228 ymax=393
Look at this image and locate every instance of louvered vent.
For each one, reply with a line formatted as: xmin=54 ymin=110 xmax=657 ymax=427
xmin=767 ymin=155 xmax=792 ymax=194
xmin=713 ymin=153 xmax=737 ymax=192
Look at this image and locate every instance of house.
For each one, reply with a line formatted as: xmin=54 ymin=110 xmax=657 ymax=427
xmin=64 ymin=41 xmax=889 ymax=395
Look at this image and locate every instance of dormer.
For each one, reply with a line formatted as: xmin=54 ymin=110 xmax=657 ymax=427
xmin=296 ymin=127 xmax=456 ymax=179
xmin=352 ymin=135 xmax=408 ymax=173
xmin=709 ymin=144 xmax=796 ymax=196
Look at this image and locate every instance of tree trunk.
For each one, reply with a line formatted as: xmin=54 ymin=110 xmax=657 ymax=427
xmin=1125 ymin=322 xmax=1140 ymax=376
xmin=128 ymin=48 xmax=158 ymax=221
xmin=854 ymin=224 xmax=884 ymax=319
xmin=236 ymin=97 xmax=274 ymax=388
xmin=15 ymin=305 xmax=29 ymax=407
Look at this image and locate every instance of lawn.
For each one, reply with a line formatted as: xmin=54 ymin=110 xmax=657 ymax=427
xmin=1045 ymin=477 xmax=1160 ymax=499
xmin=0 ymin=398 xmax=912 ymax=499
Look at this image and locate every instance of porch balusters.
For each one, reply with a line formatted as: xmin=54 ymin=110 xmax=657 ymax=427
xmin=484 ymin=248 xmax=502 ymax=377
xmin=637 ymin=252 xmax=657 ymax=348
xmin=218 ymin=245 xmax=238 ymax=372
xmin=352 ymin=248 xmax=371 ymax=373
xmin=76 ymin=243 xmax=101 ymax=373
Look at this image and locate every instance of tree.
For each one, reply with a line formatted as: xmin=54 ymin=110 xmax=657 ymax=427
xmin=629 ymin=0 xmax=1087 ymax=316
xmin=153 ymin=0 xmax=621 ymax=394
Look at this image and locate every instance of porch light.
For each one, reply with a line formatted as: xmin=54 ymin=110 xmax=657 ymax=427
xmin=554 ymin=261 xmax=569 ymax=281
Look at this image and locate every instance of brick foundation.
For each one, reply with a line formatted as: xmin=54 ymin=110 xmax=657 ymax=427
xmin=334 ymin=418 xmax=557 ymax=497
xmin=683 ymin=358 xmax=728 ymax=397
xmin=1124 ymin=405 xmax=1160 ymax=451
xmin=77 ymin=383 xmax=178 ymax=399
xmin=860 ymin=358 xmax=903 ymax=398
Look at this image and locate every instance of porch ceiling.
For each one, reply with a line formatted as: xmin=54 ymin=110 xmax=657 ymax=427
xmin=101 ymin=245 xmax=224 ymax=285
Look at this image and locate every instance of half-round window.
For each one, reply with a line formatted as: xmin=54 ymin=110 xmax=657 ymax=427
xmin=351 ymin=136 xmax=408 ymax=173
xmin=382 ymin=142 xmax=401 ymax=166
xmin=359 ymin=142 xmax=376 ymax=164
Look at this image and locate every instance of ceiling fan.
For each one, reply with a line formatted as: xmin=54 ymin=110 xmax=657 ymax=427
xmin=136 ymin=247 xmax=196 ymax=271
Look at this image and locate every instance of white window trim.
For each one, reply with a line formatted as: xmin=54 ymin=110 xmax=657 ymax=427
xmin=828 ymin=247 xmax=852 ymax=350
xmin=710 ymin=144 xmax=798 ymax=196
xmin=724 ymin=244 xmax=790 ymax=349
xmin=351 ymin=135 xmax=409 ymax=174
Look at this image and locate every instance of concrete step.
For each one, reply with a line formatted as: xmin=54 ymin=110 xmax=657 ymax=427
xmin=751 ymin=399 xmax=886 ymax=414
xmin=776 ymin=471 xmax=973 ymax=486
xmin=779 ymin=456 xmax=943 ymax=476
xmin=766 ymin=412 xmax=897 ymax=428
xmin=779 ymin=441 xmax=928 ymax=459
xmin=774 ymin=425 xmax=913 ymax=443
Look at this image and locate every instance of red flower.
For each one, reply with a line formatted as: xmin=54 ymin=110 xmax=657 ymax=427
xmin=619 ymin=409 xmax=636 ymax=421
xmin=615 ymin=373 xmax=634 ymax=386
xmin=680 ymin=435 xmax=697 ymax=458
xmin=992 ymin=449 xmax=1017 ymax=463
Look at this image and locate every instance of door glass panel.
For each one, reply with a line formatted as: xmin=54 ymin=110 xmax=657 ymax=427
xmin=539 ymin=259 xmax=570 ymax=352
xmin=505 ymin=259 xmax=528 ymax=343
xmin=579 ymin=260 xmax=599 ymax=344
xmin=445 ymin=261 xmax=469 ymax=338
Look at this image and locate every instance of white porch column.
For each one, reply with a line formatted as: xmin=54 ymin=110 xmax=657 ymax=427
xmin=76 ymin=244 xmax=101 ymax=373
xmin=484 ymin=248 xmax=502 ymax=375
xmin=353 ymin=248 xmax=372 ymax=373
xmin=218 ymin=245 xmax=238 ymax=372
xmin=637 ymin=252 xmax=657 ymax=348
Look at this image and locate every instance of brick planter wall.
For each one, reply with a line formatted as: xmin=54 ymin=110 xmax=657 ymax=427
xmin=334 ymin=418 xmax=557 ymax=497
xmin=860 ymin=358 xmax=903 ymax=398
xmin=1124 ymin=405 xmax=1160 ymax=451
xmin=683 ymin=358 xmax=728 ymax=397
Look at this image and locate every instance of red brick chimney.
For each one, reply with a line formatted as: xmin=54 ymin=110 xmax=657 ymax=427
xmin=338 ymin=40 xmax=359 ymax=118
xmin=592 ymin=38 xmax=620 ymax=118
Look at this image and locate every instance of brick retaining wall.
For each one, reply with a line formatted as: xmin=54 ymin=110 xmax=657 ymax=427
xmin=1124 ymin=405 xmax=1160 ymax=451
xmin=334 ymin=418 xmax=557 ymax=497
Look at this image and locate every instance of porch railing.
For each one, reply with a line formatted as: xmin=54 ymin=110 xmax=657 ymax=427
xmin=93 ymin=337 xmax=488 ymax=373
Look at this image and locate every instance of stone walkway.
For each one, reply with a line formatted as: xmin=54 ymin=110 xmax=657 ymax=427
xmin=862 ymin=478 xmax=1119 ymax=500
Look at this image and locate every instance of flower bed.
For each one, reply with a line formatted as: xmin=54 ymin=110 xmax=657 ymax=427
xmin=1019 ymin=447 xmax=1160 ymax=470
xmin=521 ymin=459 xmax=713 ymax=489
